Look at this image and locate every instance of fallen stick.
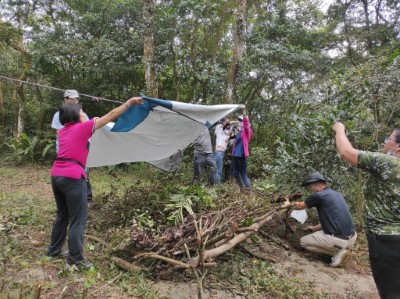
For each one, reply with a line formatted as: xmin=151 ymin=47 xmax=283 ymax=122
xmin=111 ymin=257 xmax=143 ymax=272
xmin=205 ymin=231 xmax=233 ymax=247
xmin=240 ymin=244 xmax=277 ymax=263
xmin=258 ymin=230 xmax=290 ymax=250
xmin=85 ymin=234 xmax=108 ymax=246
xmin=136 ymin=253 xmax=191 ymax=268
xmin=236 ymin=227 xmax=258 ymax=233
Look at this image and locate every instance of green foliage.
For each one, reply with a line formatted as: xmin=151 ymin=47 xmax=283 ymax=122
xmin=4 ymin=132 xmax=55 ymax=164
xmin=178 ymin=184 xmax=217 ymax=209
xmin=5 ymin=133 xmax=38 ymax=164
xmin=134 ymin=209 xmax=156 ymax=231
xmin=165 ymin=194 xmax=194 ymax=226
xmin=83 ymin=267 xmax=98 ymax=289
xmin=247 ymin=146 xmax=274 ymax=178
xmin=388 ymin=48 xmax=399 ymax=64
xmin=165 ymin=185 xmax=218 ymax=226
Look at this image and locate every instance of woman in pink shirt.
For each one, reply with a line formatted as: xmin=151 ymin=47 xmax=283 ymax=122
xmin=48 ymin=96 xmax=143 ymax=271
xmin=232 ymin=108 xmax=253 ymax=190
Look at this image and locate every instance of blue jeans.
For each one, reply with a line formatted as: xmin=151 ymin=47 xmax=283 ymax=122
xmin=48 ymin=176 xmax=88 ymax=264
xmin=232 ymin=156 xmax=251 ymax=189
xmin=214 ymin=150 xmax=225 ymax=183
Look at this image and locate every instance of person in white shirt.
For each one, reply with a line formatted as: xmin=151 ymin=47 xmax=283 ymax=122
xmin=214 ymin=118 xmax=232 ymax=183
xmin=51 ymin=90 xmax=92 ymax=203
xmin=51 ymin=90 xmax=89 ymax=151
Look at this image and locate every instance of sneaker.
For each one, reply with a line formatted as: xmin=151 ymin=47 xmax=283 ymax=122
xmin=330 ymin=249 xmax=349 ymax=267
xmin=48 ymin=248 xmax=69 ymax=258
xmin=65 ymin=260 xmax=94 ymax=271
xmin=88 ymin=200 xmax=97 ymax=208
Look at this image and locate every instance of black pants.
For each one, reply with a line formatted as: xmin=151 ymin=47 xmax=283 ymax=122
xmin=193 ymin=153 xmax=216 ymax=185
xmin=366 ymin=233 xmax=400 ymax=299
xmin=86 ymin=177 xmax=93 ymax=202
xmin=85 ymin=168 xmax=93 ymax=202
xmin=48 ymin=176 xmax=88 ymax=264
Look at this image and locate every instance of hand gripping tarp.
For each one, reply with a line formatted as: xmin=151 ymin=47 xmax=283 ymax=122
xmin=86 ymin=96 xmax=244 ymax=171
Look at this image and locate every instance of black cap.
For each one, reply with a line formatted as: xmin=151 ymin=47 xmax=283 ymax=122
xmin=301 ymin=172 xmax=327 ymax=186
xmin=223 ymin=122 xmax=231 ymax=130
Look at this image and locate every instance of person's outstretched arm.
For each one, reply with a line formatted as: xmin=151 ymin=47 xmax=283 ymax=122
xmin=332 ymin=122 xmax=359 ymax=166
xmin=95 ymin=97 xmax=144 ymax=130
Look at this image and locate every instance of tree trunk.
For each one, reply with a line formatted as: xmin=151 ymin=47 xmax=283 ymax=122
xmin=143 ymin=0 xmax=159 ymax=98
xmin=16 ymin=83 xmax=25 ymax=140
xmin=211 ymin=0 xmax=232 ymax=64
xmin=340 ymin=0 xmax=356 ymax=65
xmin=0 ymin=80 xmax=3 ymax=136
xmin=35 ymin=86 xmax=45 ymax=138
xmin=361 ymin=0 xmax=373 ymax=51
xmin=225 ymin=0 xmax=247 ymax=104
xmin=7 ymin=36 xmax=31 ymax=140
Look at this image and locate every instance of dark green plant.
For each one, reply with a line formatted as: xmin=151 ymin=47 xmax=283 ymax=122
xmin=5 ymin=133 xmax=38 ymax=164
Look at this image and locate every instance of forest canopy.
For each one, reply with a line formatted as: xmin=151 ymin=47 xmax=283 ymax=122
xmin=0 ymin=0 xmax=399 ymax=190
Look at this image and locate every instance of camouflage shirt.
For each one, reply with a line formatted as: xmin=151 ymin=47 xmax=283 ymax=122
xmin=358 ymin=151 xmax=400 ymax=235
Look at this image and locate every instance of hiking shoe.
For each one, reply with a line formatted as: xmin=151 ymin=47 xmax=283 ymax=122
xmin=330 ymin=249 xmax=349 ymax=267
xmin=48 ymin=248 xmax=69 ymax=258
xmin=65 ymin=260 xmax=94 ymax=271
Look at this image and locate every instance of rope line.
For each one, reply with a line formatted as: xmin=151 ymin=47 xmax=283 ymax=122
xmin=0 ymin=75 xmax=123 ymax=104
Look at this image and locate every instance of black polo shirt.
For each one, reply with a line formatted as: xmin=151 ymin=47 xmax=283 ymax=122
xmin=305 ymin=187 xmax=355 ymax=236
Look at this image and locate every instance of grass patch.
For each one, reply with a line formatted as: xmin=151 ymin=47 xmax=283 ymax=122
xmin=0 ymin=163 xmax=159 ymax=299
xmin=211 ymin=253 xmax=330 ymax=299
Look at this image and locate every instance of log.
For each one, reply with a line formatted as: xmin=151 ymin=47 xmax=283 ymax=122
xmin=136 ymin=253 xmax=191 ymax=269
xmin=205 ymin=231 xmax=233 ymax=247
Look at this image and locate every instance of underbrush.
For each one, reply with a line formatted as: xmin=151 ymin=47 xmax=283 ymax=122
xmin=0 ymin=163 xmax=373 ymax=298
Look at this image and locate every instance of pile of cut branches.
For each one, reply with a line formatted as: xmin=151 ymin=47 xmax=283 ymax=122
xmin=124 ymin=191 xmax=302 ymax=268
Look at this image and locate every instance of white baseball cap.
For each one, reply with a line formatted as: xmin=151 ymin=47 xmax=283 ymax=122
xmin=64 ymin=89 xmax=80 ymax=99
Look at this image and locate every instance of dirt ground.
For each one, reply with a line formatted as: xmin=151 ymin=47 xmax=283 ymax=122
xmin=0 ymin=165 xmax=379 ymax=299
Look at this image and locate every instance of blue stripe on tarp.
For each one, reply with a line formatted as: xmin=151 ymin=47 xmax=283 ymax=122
xmin=111 ymin=100 xmax=157 ymax=132
xmin=111 ymin=95 xmax=174 ymax=132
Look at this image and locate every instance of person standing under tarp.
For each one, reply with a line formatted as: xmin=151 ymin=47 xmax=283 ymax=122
xmin=214 ymin=118 xmax=231 ymax=184
xmin=232 ymin=108 xmax=253 ymax=190
xmin=48 ymin=96 xmax=143 ymax=270
xmin=333 ymin=122 xmax=400 ymax=298
xmin=193 ymin=128 xmax=216 ymax=185
xmin=51 ymin=90 xmax=93 ymax=204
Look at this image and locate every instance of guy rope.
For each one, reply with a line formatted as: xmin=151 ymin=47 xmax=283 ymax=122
xmin=0 ymin=75 xmax=123 ymax=104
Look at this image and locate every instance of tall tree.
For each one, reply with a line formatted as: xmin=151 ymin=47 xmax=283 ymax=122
xmin=143 ymin=0 xmax=158 ymax=97
xmin=225 ymin=0 xmax=247 ymax=104
xmin=0 ymin=21 xmax=31 ymax=139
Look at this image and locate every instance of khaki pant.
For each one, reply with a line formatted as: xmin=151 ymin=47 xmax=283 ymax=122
xmin=300 ymin=230 xmax=358 ymax=256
